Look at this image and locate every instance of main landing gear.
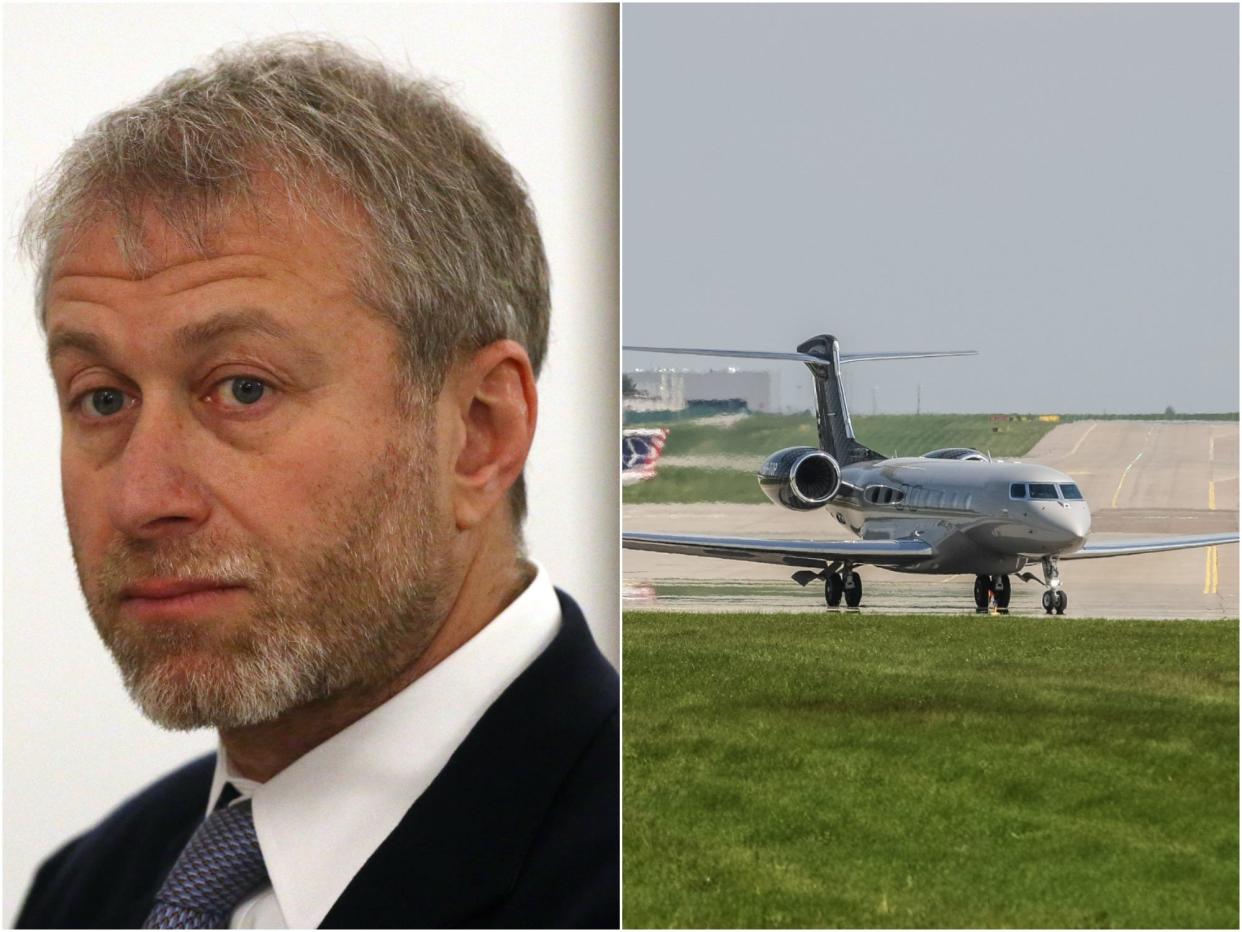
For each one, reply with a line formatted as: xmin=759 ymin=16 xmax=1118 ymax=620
xmin=973 ymin=574 xmax=1011 ymax=613
xmin=824 ymin=564 xmax=862 ymax=608
xmin=1017 ymin=556 xmax=1068 ymax=615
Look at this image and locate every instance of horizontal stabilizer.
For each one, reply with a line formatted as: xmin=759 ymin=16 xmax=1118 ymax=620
xmin=838 ymin=350 xmax=977 ymax=364
xmin=623 ymin=345 xmax=976 ymax=366
xmin=623 ymin=345 xmax=827 ymax=365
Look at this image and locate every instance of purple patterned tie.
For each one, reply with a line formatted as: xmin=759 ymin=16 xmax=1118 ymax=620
xmin=142 ymin=798 xmax=269 ymax=929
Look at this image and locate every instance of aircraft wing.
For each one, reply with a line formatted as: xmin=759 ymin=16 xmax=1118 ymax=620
xmin=1060 ymin=532 xmax=1239 ymax=560
xmin=623 ymin=532 xmax=935 ymax=569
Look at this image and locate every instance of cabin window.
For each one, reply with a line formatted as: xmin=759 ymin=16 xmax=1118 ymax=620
xmin=866 ymin=485 xmax=905 ymax=505
xmin=1010 ymin=483 xmax=1026 ymax=499
xmin=1059 ymin=483 xmax=1084 ymax=500
xmin=1029 ymin=483 xmax=1058 ymax=500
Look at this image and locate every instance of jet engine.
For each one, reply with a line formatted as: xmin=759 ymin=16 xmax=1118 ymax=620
xmin=758 ymin=446 xmax=841 ymax=511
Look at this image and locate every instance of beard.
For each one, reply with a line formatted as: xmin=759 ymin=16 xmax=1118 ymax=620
xmin=74 ymin=442 xmax=453 ymax=731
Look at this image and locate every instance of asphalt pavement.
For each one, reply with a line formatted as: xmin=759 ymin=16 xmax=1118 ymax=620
xmin=622 ymin=420 xmax=1239 ymax=618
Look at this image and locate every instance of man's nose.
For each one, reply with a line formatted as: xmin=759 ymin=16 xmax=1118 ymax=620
xmin=107 ymin=404 xmax=211 ymax=540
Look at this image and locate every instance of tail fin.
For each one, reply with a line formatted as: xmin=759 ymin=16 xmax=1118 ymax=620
xmin=796 ymin=335 xmax=884 ymax=465
xmin=622 ymin=338 xmax=976 ymax=465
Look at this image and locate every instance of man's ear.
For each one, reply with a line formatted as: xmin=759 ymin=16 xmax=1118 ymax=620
xmin=442 ymin=340 xmax=538 ymax=530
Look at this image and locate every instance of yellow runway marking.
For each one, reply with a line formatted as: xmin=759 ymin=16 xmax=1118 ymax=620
xmin=1110 ymin=452 xmax=1143 ymax=509
xmin=1204 ymin=546 xmax=1219 ymax=595
xmin=1065 ymin=422 xmax=1098 ymax=459
xmin=1204 ymin=480 xmax=1218 ymax=595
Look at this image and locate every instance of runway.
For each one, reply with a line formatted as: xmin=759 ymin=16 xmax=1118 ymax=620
xmin=623 ymin=420 xmax=1239 ymax=618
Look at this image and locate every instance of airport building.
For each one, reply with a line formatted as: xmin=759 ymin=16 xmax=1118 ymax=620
xmin=624 ymin=368 xmax=777 ymax=413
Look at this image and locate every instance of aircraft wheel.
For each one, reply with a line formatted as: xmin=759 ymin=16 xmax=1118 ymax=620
xmin=1041 ymin=590 xmax=1054 ymax=614
xmin=825 ymin=572 xmax=844 ymax=607
xmin=994 ymin=575 xmax=1012 ymax=609
xmin=1054 ymin=590 xmax=1067 ymax=615
xmin=844 ymin=572 xmax=863 ymax=607
xmin=973 ymin=575 xmax=990 ymax=610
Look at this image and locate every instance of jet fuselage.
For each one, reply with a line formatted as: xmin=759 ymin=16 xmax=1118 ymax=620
xmin=831 ymin=457 xmax=1091 ymax=575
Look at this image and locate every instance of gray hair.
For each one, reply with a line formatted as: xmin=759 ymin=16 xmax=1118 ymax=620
xmin=21 ymin=35 xmax=550 ymax=523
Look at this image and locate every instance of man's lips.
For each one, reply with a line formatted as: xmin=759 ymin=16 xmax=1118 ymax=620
xmin=119 ymin=579 xmax=249 ymax=620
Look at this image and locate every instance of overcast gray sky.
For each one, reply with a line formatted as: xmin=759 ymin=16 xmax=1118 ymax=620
xmin=623 ymin=4 xmax=1238 ymax=414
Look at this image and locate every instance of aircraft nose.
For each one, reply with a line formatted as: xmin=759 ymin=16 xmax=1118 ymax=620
xmin=1049 ymin=505 xmax=1091 ymax=548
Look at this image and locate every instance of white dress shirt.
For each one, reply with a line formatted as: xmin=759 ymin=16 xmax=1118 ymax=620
xmin=202 ymin=563 xmax=562 ymax=929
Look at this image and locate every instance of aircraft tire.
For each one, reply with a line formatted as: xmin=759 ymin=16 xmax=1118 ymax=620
xmin=973 ymin=575 xmax=990 ymax=610
xmin=1042 ymin=590 xmax=1054 ymax=614
xmin=1054 ymin=590 xmax=1067 ymax=615
xmin=825 ymin=572 xmax=844 ymax=607
xmin=844 ymin=572 xmax=862 ymax=608
xmin=994 ymin=575 xmax=1012 ymax=609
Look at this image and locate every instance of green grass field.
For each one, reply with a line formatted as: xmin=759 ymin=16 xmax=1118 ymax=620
xmin=624 ymin=612 xmax=1239 ymax=928
xmin=624 ymin=466 xmax=770 ymax=505
xmin=658 ymin=413 xmax=1059 ymax=460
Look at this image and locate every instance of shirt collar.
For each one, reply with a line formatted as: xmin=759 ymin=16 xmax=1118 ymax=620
xmin=206 ymin=562 xmax=561 ymax=930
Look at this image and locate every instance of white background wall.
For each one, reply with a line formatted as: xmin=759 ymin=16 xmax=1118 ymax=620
xmin=2 ymin=4 xmax=619 ymax=921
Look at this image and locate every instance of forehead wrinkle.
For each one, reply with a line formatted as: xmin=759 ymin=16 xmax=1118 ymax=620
xmin=52 ymin=263 xmax=273 ymax=296
xmin=172 ymin=307 xmax=326 ymax=366
xmin=47 ymin=308 xmax=326 ymax=372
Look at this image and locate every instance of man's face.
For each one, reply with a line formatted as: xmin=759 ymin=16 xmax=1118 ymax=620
xmin=45 ymin=198 xmax=455 ymax=730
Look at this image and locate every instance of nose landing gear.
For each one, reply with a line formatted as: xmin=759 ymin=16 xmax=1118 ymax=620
xmin=973 ymin=574 xmax=1012 ymax=613
xmin=1025 ymin=556 xmax=1067 ymax=614
xmin=1041 ymin=589 xmax=1068 ymax=614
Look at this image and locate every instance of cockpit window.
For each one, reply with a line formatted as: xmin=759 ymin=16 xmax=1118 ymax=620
xmin=1009 ymin=483 xmax=1026 ymax=499
xmin=1059 ymin=483 xmax=1083 ymax=500
xmin=1029 ymin=483 xmax=1058 ymax=500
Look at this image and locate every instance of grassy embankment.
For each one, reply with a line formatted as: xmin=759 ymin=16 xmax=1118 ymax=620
xmin=623 ymin=612 xmax=1239 ymax=928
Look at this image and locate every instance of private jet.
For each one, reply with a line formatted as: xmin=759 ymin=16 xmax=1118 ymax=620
xmin=622 ymin=335 xmax=1238 ymax=613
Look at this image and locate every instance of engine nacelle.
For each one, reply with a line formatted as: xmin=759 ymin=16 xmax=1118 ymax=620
xmin=758 ymin=446 xmax=842 ymax=511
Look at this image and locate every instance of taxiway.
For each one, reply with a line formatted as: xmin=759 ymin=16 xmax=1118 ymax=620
xmin=623 ymin=420 xmax=1238 ymax=618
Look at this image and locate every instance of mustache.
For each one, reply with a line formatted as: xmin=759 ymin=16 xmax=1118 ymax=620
xmin=93 ymin=536 xmax=268 ymax=605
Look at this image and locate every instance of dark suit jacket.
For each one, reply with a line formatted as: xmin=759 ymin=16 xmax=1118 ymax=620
xmin=18 ymin=590 xmax=619 ymax=929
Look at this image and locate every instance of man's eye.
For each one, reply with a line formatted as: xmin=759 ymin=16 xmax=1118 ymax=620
xmin=218 ymin=377 xmax=268 ymax=407
xmin=77 ymin=388 xmax=130 ymax=419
